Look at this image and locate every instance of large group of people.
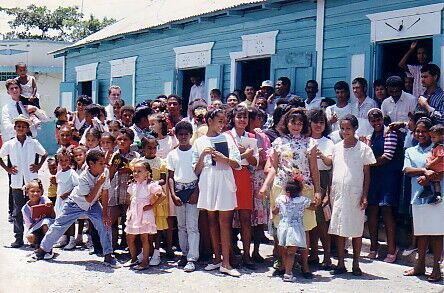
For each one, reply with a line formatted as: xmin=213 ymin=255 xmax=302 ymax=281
xmin=0 ymin=46 xmax=443 ymax=283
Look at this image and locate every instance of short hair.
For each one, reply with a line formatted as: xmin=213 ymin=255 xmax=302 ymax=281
xmin=272 ymin=104 xmax=287 ymax=128
xmin=334 ymin=81 xmax=350 ymax=93
xmin=85 ymin=127 xmax=101 ymax=139
xmin=352 ymin=77 xmax=368 ymax=92
xmin=54 ymin=106 xmax=68 ymax=119
xmin=120 ymin=105 xmax=135 ymax=115
xmin=167 ymin=94 xmax=183 ymax=106
xmin=5 ymin=79 xmax=20 ymax=90
xmin=248 ymin=107 xmax=267 ymax=122
xmin=420 ymin=63 xmax=440 ymax=80
xmin=367 ymin=108 xmax=383 ymax=120
xmin=321 ymin=98 xmax=336 ymax=107
xmin=108 ymin=85 xmax=121 ymax=95
xmin=150 ymin=99 xmax=167 ymax=112
xmin=107 ymin=120 xmax=122 ymax=129
xmin=100 ymin=131 xmax=116 ymax=142
xmin=373 ymin=79 xmax=386 ymax=88
xmin=210 ymin=88 xmax=222 ymax=96
xmin=118 ymin=127 xmax=135 ymax=142
xmin=306 ymin=80 xmax=319 ymax=89
xmin=278 ymin=76 xmax=291 ymax=88
xmin=285 ymin=176 xmax=304 ymax=196
xmin=386 ymin=76 xmax=404 ymax=88
xmin=76 ymin=95 xmax=93 ymax=106
xmin=15 ymin=62 xmax=27 ymax=70
xmin=429 ymin=124 xmax=444 ymax=136
xmin=228 ymin=105 xmax=249 ymax=128
xmin=408 ymin=111 xmax=429 ymax=124
xmin=86 ymin=149 xmax=104 ymax=165
xmin=56 ymin=147 xmax=71 ymax=160
xmin=287 ymin=96 xmax=305 ymax=108
xmin=175 ymin=121 xmax=193 ymax=135
xmin=226 ymin=93 xmax=239 ymax=102
xmin=71 ymin=145 xmax=88 ymax=155
xmin=133 ymin=106 xmax=153 ymax=124
xmin=85 ymin=104 xmax=102 ymax=117
xmin=141 ymin=134 xmax=158 ymax=149
xmin=307 ymin=109 xmax=331 ymax=137
xmin=340 ymin=114 xmax=359 ymax=129
xmin=47 ymin=157 xmax=57 ymax=165
xmin=281 ymin=108 xmax=310 ymax=136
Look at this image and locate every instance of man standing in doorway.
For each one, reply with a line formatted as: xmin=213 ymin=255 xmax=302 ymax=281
xmin=268 ymin=77 xmax=300 ymax=113
xmin=189 ymin=74 xmax=206 ymax=101
xmin=398 ymin=41 xmax=429 ymax=98
xmin=239 ymin=85 xmax=256 ymax=108
xmin=417 ymin=64 xmax=444 ymax=124
xmin=304 ymin=80 xmax=323 ymax=110
xmin=105 ymin=85 xmax=122 ymax=121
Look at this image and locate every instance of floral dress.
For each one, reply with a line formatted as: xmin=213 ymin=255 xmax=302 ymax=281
xmin=268 ymin=135 xmax=316 ymax=231
xmin=276 ymin=194 xmax=311 ymax=247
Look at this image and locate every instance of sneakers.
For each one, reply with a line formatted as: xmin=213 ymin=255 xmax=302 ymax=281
xmin=104 ymin=255 xmax=121 ymax=269
xmin=149 ymin=249 xmax=161 ymax=266
xmin=219 ymin=266 xmax=241 ymax=277
xmin=402 ymin=247 xmax=417 ymax=256
xmin=64 ymin=237 xmax=77 ymax=250
xmin=183 ymin=261 xmax=195 ymax=272
xmin=30 ymin=250 xmax=53 ymax=261
xmin=44 ymin=250 xmax=54 ymax=260
xmin=204 ymin=262 xmax=221 ymax=271
xmin=54 ymin=235 xmax=68 ymax=248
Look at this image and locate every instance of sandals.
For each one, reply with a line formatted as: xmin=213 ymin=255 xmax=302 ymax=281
xmin=283 ymin=274 xmax=297 ymax=282
xmin=383 ymin=248 xmax=399 ymax=263
xmin=133 ymin=264 xmax=149 ymax=271
xmin=123 ymin=259 xmax=140 ymax=267
xmin=403 ymin=268 xmax=425 ymax=276
xmin=366 ymin=250 xmax=378 ymax=259
xmin=427 ymin=273 xmax=443 ymax=283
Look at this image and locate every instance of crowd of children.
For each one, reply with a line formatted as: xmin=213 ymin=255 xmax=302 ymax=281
xmin=0 ymin=59 xmax=443 ymax=283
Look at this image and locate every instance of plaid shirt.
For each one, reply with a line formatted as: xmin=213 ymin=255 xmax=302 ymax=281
xmin=417 ymin=87 xmax=444 ymax=124
xmin=109 ymin=150 xmax=140 ymax=206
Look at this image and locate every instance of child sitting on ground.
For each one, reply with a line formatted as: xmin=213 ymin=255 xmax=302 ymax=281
xmin=421 ymin=124 xmax=444 ymax=204
xmin=273 ymin=174 xmax=317 ymax=283
xmin=21 ymin=179 xmax=55 ymax=249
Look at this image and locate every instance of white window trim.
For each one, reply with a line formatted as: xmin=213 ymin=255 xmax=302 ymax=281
xmin=173 ymin=42 xmax=214 ymax=69
xmin=315 ymin=0 xmax=325 ymax=96
xmin=109 ymin=56 xmax=138 ymax=106
xmin=366 ymin=3 xmax=444 ymax=42
xmin=75 ymin=62 xmax=98 ymax=82
xmin=230 ymin=30 xmax=279 ymax=91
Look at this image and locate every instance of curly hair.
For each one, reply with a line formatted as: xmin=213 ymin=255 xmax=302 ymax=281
xmin=281 ymin=108 xmax=310 ymax=136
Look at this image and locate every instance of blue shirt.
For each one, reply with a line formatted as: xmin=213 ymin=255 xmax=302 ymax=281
xmin=417 ymin=87 xmax=444 ymax=124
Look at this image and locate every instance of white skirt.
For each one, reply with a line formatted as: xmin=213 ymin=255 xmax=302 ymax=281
xmin=412 ymin=201 xmax=444 ymax=236
xmin=197 ymin=165 xmax=237 ymax=211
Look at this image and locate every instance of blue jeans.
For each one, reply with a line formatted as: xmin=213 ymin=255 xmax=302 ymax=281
xmin=40 ymin=199 xmax=112 ymax=255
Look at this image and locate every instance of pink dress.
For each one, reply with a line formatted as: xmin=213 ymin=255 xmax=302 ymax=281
xmin=124 ymin=181 xmax=161 ymax=235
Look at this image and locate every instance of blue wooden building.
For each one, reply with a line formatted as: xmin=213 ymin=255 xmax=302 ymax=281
xmin=52 ymin=0 xmax=444 ymax=110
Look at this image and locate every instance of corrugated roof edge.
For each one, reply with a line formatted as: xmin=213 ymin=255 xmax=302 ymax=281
xmin=49 ymin=0 xmax=267 ymax=55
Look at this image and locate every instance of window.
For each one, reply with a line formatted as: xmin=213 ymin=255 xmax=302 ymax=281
xmin=0 ymin=72 xmax=17 ymax=81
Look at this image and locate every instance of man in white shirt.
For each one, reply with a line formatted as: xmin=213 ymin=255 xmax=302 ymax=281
xmin=326 ymin=81 xmax=353 ymax=132
xmin=381 ymin=76 xmax=417 ymax=123
xmin=1 ymin=79 xmax=47 ymax=141
xmin=105 ymin=85 xmax=122 ymax=121
xmin=304 ymin=80 xmax=324 ymax=110
xmin=351 ymin=77 xmax=377 ymax=136
xmin=189 ymin=74 xmax=206 ymax=102
xmin=0 ymin=115 xmax=47 ymax=248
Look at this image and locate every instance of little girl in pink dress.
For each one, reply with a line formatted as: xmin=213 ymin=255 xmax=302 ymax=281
xmin=124 ymin=159 xmax=163 ymax=270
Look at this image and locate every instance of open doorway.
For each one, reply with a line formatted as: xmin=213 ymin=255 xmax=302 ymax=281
xmin=180 ymin=67 xmax=205 ymax=116
xmin=78 ymin=81 xmax=92 ymax=97
xmin=377 ymin=38 xmax=433 ymax=81
xmin=239 ymin=57 xmax=271 ymax=92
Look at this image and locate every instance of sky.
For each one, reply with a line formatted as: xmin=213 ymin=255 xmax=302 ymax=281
xmin=0 ymin=0 xmax=155 ymax=35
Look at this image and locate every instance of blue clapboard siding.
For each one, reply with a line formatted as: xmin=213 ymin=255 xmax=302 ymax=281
xmin=322 ymin=0 xmax=444 ymax=97
xmin=64 ymin=1 xmax=317 ymax=104
xmin=63 ymin=0 xmax=443 ymax=104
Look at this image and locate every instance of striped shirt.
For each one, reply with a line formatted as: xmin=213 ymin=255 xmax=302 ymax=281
xmin=383 ymin=131 xmax=398 ymax=160
xmin=417 ymin=87 xmax=444 ymax=124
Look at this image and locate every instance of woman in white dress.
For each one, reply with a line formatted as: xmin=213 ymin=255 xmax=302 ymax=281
xmin=403 ymin=118 xmax=443 ymax=283
xmin=192 ymin=108 xmax=242 ymax=277
xmin=328 ymin=114 xmax=376 ymax=276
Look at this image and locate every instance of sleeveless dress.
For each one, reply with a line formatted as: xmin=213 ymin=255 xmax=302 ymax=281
xmin=145 ymin=157 xmax=169 ymax=230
